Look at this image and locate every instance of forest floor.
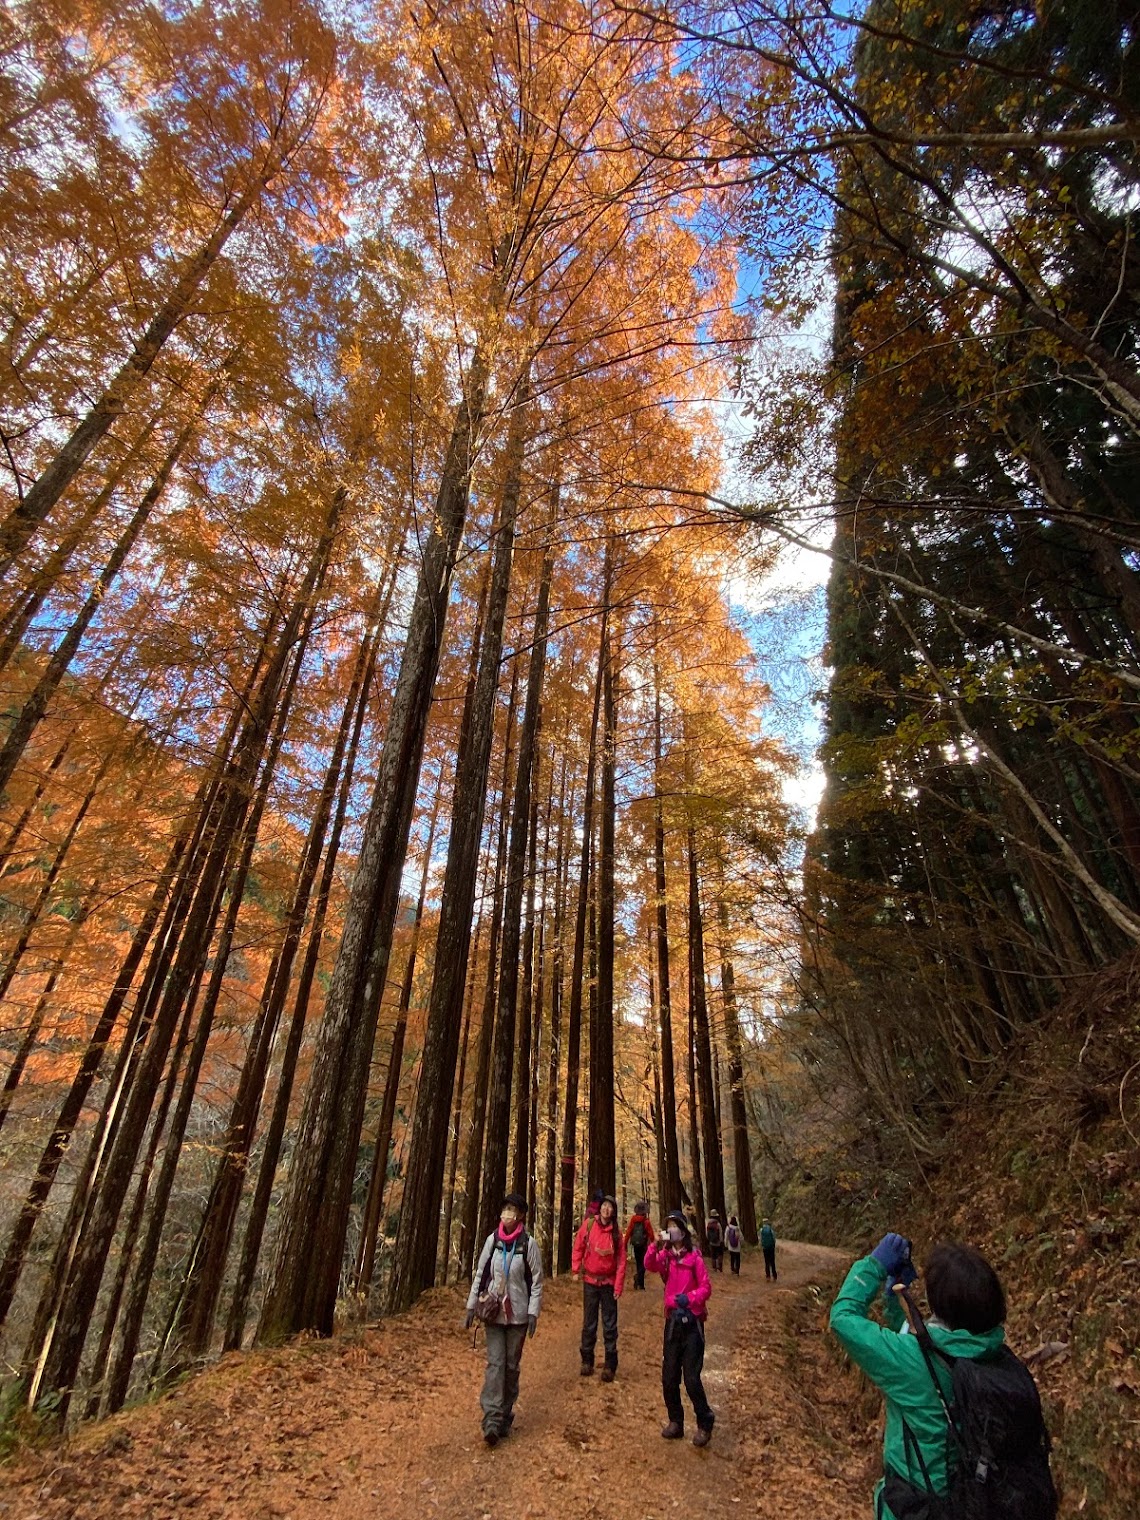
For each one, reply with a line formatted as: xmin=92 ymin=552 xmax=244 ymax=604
xmin=0 ymin=1240 xmax=874 ymax=1520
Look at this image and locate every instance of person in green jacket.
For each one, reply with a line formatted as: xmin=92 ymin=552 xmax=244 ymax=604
xmin=829 ymin=1233 xmax=1007 ymax=1520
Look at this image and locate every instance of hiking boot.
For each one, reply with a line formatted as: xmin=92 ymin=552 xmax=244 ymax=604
xmin=483 ymin=1430 xmax=498 ymax=1448
xmin=661 ymin=1422 xmax=684 ymax=1439
xmin=580 ymin=1362 xmax=594 ymax=1376
xmin=692 ymin=1427 xmax=712 ymax=1448
xmin=600 ymin=1366 xmax=615 ymax=1383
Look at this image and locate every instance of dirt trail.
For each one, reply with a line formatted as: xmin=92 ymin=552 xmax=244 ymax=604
xmin=1 ymin=1241 xmax=871 ymax=1520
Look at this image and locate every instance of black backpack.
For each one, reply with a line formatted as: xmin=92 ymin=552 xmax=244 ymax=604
xmin=630 ymin=1218 xmax=648 ymax=1249
xmin=884 ymin=1298 xmax=1057 ymax=1520
xmin=706 ymin=1220 xmax=722 ymax=1246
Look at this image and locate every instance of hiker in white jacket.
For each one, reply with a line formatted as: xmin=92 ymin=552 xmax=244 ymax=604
xmin=465 ymin=1190 xmax=544 ymax=1446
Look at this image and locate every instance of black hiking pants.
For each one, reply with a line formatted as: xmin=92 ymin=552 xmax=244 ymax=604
xmin=729 ymin=1250 xmax=741 ymax=1274
xmin=662 ymin=1317 xmax=713 ymax=1433
xmin=632 ymin=1241 xmax=648 ymax=1288
xmin=581 ymin=1281 xmax=618 ymax=1370
xmin=763 ymin=1245 xmax=777 ymax=1280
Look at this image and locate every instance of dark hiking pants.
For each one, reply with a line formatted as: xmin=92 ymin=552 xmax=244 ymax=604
xmin=763 ymin=1245 xmax=777 ymax=1280
xmin=581 ymin=1281 xmax=618 ymax=1369
xmin=633 ymin=1241 xmax=648 ymax=1288
xmin=481 ymin=1322 xmax=527 ymax=1436
xmin=662 ymin=1317 xmax=714 ymax=1433
xmin=729 ymin=1250 xmax=741 ymax=1274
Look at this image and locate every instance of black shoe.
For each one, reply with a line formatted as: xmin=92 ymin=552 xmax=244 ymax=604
xmin=600 ymin=1366 xmax=615 ymax=1383
xmin=661 ymin=1422 xmax=684 ymax=1439
xmin=692 ymin=1427 xmax=712 ymax=1448
xmin=484 ymin=1430 xmax=498 ymax=1448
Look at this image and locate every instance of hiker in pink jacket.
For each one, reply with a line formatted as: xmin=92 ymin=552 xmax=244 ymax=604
xmin=645 ymin=1209 xmax=715 ymax=1446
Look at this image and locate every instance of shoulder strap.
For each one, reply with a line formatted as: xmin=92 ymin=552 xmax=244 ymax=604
xmin=897 ymin=1286 xmax=966 ymax=1460
xmin=477 ymin=1235 xmax=495 ymax=1295
xmin=483 ymin=1231 xmax=530 ymax=1299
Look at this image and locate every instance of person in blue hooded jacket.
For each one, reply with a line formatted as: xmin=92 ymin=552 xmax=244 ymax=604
xmin=829 ymin=1233 xmax=1007 ymax=1520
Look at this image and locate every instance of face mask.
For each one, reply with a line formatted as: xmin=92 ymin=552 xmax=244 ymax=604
xmin=668 ymin=1226 xmax=683 ymax=1244
xmin=501 ymin=1209 xmax=521 ymax=1228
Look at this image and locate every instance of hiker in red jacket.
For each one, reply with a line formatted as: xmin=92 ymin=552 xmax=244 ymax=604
xmin=572 ymin=1192 xmax=626 ymax=1380
xmin=623 ymin=1199 xmax=655 ymax=1290
xmin=645 ymin=1210 xmax=715 ymax=1447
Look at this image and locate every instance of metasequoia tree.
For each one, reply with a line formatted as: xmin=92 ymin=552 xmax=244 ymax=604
xmin=0 ymin=0 xmax=339 ymax=574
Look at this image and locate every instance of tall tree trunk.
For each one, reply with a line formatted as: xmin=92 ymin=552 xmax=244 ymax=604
xmin=653 ymin=659 xmax=681 ymax=1210
xmin=387 ymin=387 xmax=526 ymax=1311
xmin=260 ymin=357 xmax=493 ymax=1342
xmin=540 ymin=757 xmax=569 ymax=1274
xmin=588 ymin=549 xmax=616 ymax=1196
xmin=457 ymin=674 xmax=518 ymax=1282
xmin=556 ymin=623 xmax=604 ymax=1271
xmin=441 ymin=911 xmax=483 ymax=1285
xmin=354 ymin=787 xmax=443 ymax=1299
xmin=688 ymin=828 xmax=724 ymax=1222
xmin=686 ymin=989 xmax=706 ymax=1246
xmin=513 ymin=729 xmax=542 ymax=1200
xmin=479 ymin=533 xmax=554 ymax=1247
xmin=525 ymin=761 xmax=555 ymax=1215
xmin=647 ymin=926 xmax=667 ymax=1215
xmin=717 ymin=898 xmax=757 ymax=1244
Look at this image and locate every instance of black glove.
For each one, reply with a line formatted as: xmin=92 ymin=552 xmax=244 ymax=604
xmin=464 ymin=1308 xmax=476 ymax=1329
xmin=527 ymin=1314 xmax=537 ymax=1338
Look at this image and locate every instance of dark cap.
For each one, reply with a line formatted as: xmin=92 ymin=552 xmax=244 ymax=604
xmin=502 ymin=1192 xmax=528 ymax=1214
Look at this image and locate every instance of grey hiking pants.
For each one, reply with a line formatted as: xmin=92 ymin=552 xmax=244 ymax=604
xmin=481 ymin=1322 xmax=528 ymax=1436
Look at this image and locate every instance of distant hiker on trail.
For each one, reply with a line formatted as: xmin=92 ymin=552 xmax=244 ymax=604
xmin=464 ymin=1190 xmax=543 ymax=1448
xmin=624 ymin=1199 xmax=654 ymax=1290
xmin=645 ymin=1210 xmax=715 ymax=1448
xmin=760 ymin=1218 xmax=777 ymax=1280
xmin=573 ymin=1192 xmax=626 ymax=1380
xmin=584 ymin=1187 xmax=604 ymax=1223
xmin=725 ymin=1215 xmax=742 ymax=1275
xmin=705 ymin=1210 xmax=725 ymax=1272
xmin=830 ymin=1234 xmax=1056 ymax=1520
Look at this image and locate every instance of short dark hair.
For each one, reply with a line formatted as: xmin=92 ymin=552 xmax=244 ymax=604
xmin=925 ymin=1243 xmax=1006 ymax=1334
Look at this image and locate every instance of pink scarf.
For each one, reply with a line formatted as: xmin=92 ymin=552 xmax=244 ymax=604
xmin=497 ymin=1220 xmax=525 ymax=1246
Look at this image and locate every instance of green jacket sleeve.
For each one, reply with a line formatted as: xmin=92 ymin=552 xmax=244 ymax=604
xmin=828 ymin=1255 xmax=915 ymax=1390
